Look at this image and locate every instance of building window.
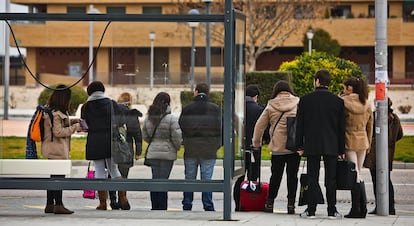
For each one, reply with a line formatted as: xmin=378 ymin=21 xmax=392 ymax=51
xmin=31 ymin=4 xmax=47 ymax=13
xmin=107 ymin=7 xmax=126 ymax=14
xmin=368 ymin=5 xmax=375 ymax=18
xmin=295 ymin=5 xmax=313 ymax=19
xmin=331 ymin=5 xmax=351 ymax=18
xmin=67 ymin=6 xmax=86 ymax=14
xmin=256 ymin=5 xmax=276 ymax=19
xmin=143 ymin=6 xmax=162 ymax=14
xmin=403 ymin=2 xmax=414 ymax=22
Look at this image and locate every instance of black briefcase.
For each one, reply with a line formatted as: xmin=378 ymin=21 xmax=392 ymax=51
xmin=336 ymin=159 xmax=357 ymax=190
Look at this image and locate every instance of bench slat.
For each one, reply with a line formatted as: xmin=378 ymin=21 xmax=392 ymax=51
xmin=0 ymin=159 xmax=72 ymax=177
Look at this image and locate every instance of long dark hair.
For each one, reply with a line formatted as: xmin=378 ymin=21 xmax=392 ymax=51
xmin=147 ymin=92 xmax=171 ymax=124
xmin=343 ymin=77 xmax=368 ymax=105
xmin=270 ymin=80 xmax=294 ymax=99
xmin=47 ymin=84 xmax=71 ymax=113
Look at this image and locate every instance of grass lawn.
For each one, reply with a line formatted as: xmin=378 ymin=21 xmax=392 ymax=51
xmin=1 ymin=136 xmax=413 ymax=162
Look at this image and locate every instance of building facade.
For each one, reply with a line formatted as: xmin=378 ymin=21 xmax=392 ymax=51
xmin=8 ymin=0 xmax=414 ymax=86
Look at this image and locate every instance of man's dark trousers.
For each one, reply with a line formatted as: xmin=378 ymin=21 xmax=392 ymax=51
xmin=307 ymin=155 xmax=337 ymax=214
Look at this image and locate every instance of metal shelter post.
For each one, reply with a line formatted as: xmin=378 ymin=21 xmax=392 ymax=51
xmin=375 ymin=0 xmax=389 ymax=216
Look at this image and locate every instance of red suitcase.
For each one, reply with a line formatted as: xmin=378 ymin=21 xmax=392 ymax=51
xmin=239 ymin=180 xmax=269 ymax=211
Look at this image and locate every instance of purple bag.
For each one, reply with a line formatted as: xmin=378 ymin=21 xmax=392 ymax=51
xmin=83 ymin=161 xmax=96 ymax=199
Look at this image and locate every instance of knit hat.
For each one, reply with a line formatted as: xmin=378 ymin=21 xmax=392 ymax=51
xmin=246 ymin=85 xmax=260 ymax=97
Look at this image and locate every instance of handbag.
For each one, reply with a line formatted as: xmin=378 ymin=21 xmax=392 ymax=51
xmin=111 ymin=103 xmax=133 ymax=165
xmin=336 ymin=159 xmax=357 ymax=190
xmin=83 ymin=161 xmax=96 ymax=199
xmin=143 ymin=113 xmax=167 ymax=167
xmin=112 ymin=126 xmax=133 ymax=164
xmin=285 ymin=116 xmax=296 ymax=151
xmin=298 ymin=160 xmax=325 ymax=206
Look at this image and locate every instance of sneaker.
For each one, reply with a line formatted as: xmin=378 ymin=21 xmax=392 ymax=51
xmin=300 ymin=210 xmax=316 ymax=219
xmin=328 ymin=211 xmax=343 ymax=219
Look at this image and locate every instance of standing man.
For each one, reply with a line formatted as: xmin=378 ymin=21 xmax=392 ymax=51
xmin=296 ymin=69 xmax=345 ymax=219
xmin=233 ymin=85 xmax=267 ymax=211
xmin=179 ymin=83 xmax=222 ymax=211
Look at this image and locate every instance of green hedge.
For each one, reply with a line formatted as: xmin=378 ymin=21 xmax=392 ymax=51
xmin=246 ymin=71 xmax=292 ymax=106
xmin=38 ymin=85 xmax=88 ymax=115
xmin=180 ymin=91 xmax=224 ymax=110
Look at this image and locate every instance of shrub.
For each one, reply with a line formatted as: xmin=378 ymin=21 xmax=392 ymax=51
xmin=180 ymin=91 xmax=224 ymax=110
xmin=38 ymin=85 xmax=88 ymax=115
xmin=246 ymin=71 xmax=291 ymax=106
xmin=279 ymin=51 xmax=366 ymax=97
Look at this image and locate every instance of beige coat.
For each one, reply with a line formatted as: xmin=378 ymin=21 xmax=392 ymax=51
xmin=342 ymin=93 xmax=373 ymax=152
xmin=252 ymin=92 xmax=299 ymax=154
xmin=41 ymin=110 xmax=80 ymax=160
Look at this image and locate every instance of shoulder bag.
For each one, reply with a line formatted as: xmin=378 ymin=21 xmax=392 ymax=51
xmin=111 ymin=102 xmax=133 ymax=165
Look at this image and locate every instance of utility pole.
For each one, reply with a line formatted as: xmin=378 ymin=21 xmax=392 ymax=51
xmin=3 ymin=0 xmax=10 ymax=120
xmin=375 ymin=0 xmax=389 ymax=216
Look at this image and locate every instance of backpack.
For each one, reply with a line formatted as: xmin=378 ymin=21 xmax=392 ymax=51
xmin=29 ymin=105 xmax=54 ymax=142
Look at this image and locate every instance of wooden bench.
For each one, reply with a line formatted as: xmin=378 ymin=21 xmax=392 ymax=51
xmin=0 ymin=159 xmax=72 ymax=177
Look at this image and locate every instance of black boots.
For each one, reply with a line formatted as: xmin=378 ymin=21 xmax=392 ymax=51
xmin=264 ymin=199 xmax=274 ymax=213
xmin=360 ymin=181 xmax=367 ymax=217
xmin=287 ymin=198 xmax=295 ymax=214
xmin=109 ymin=190 xmax=120 ymax=210
xmin=345 ymin=182 xmax=367 ymax=218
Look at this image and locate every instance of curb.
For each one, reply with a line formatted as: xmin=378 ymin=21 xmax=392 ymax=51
xmin=71 ymin=159 xmax=414 ymax=169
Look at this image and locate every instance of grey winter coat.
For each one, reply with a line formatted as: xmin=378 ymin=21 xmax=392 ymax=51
xmin=143 ymin=108 xmax=182 ymax=161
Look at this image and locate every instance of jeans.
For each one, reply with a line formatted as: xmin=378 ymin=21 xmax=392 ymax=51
xmin=150 ymin=159 xmax=174 ymax=210
xmin=182 ymin=158 xmax=216 ymax=211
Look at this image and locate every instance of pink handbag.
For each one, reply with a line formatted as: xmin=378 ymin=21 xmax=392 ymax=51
xmin=82 ymin=161 xmax=96 ymax=199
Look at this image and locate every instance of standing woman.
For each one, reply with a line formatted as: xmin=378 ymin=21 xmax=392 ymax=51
xmin=108 ymin=92 xmax=143 ymax=210
xmin=81 ymin=81 xmax=124 ymax=211
xmin=42 ymin=84 xmax=81 ymax=214
xmin=364 ymin=98 xmax=403 ymax=215
xmin=252 ymin=80 xmax=300 ymax=214
xmin=143 ymin=92 xmax=182 ymax=210
xmin=341 ymin=77 xmax=373 ymax=218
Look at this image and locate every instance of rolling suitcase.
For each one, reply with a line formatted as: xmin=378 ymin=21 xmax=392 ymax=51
xmin=239 ymin=149 xmax=269 ymax=211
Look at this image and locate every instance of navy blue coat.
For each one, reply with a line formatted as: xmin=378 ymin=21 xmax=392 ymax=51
xmin=295 ymin=87 xmax=345 ymax=156
xmin=245 ymin=96 xmax=265 ymax=149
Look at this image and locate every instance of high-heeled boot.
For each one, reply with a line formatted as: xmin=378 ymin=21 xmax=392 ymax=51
xmin=96 ymin=191 xmax=107 ymax=210
xmin=359 ymin=181 xmax=367 ymax=218
xmin=345 ymin=182 xmax=363 ymax=218
xmin=287 ymin=198 xmax=295 ymax=214
xmin=118 ymin=191 xmax=130 ymax=210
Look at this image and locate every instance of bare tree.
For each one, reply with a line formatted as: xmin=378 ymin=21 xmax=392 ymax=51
xmin=174 ymin=0 xmax=326 ymax=71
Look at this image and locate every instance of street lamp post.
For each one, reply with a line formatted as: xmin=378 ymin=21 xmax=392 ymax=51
xmin=202 ymin=0 xmax=212 ymax=88
xmin=88 ymin=4 xmax=100 ymax=84
xmin=306 ymin=29 xmax=314 ymax=56
xmin=188 ymin=9 xmax=200 ymax=91
xmin=149 ymin=31 xmax=156 ymax=90
xmin=162 ymin=62 xmax=168 ymax=86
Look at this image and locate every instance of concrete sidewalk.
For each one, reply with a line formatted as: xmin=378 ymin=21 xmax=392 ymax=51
xmin=1 ymin=164 xmax=414 ymax=225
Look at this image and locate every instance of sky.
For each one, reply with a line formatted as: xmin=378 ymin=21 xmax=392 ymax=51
xmin=1 ymin=2 xmax=28 ymax=56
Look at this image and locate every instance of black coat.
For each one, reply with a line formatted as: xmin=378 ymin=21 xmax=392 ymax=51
xmin=295 ymin=87 xmax=345 ymax=156
xmin=118 ymin=104 xmax=143 ymax=158
xmin=179 ymin=94 xmax=222 ymax=159
xmin=245 ymin=96 xmax=265 ymax=149
xmin=81 ymin=98 xmax=122 ymax=160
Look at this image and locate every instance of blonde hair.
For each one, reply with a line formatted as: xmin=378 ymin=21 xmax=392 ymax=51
xmin=117 ymin=92 xmax=132 ymax=106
